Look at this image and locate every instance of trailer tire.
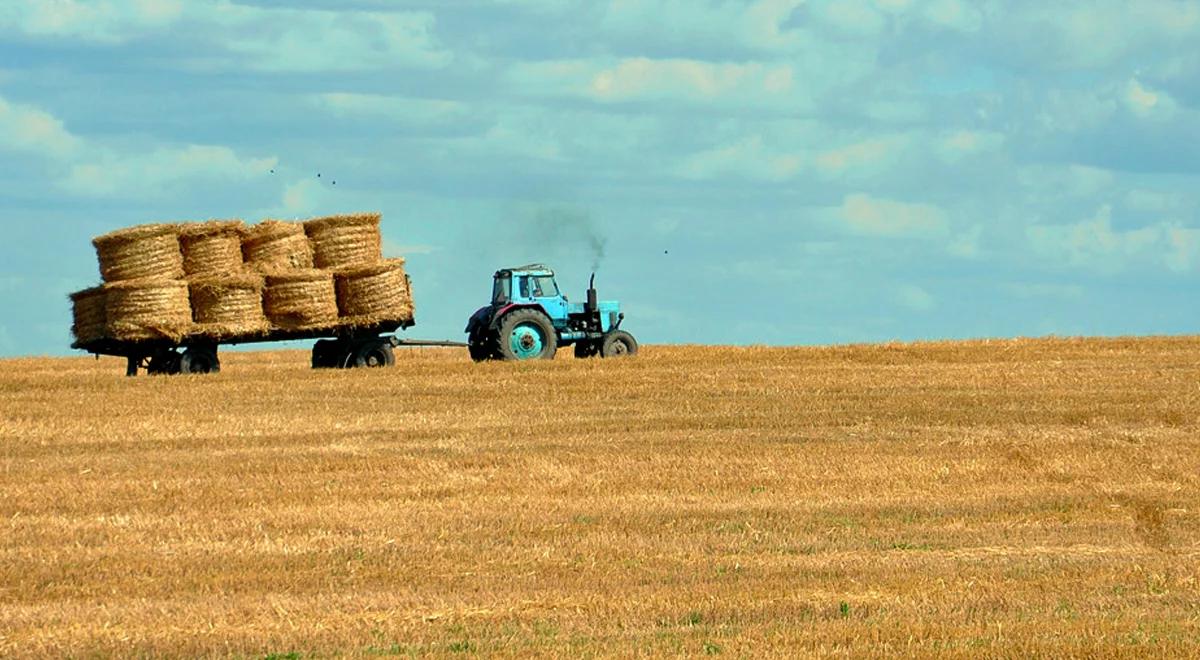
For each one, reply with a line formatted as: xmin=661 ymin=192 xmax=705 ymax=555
xmin=349 ymin=339 xmax=395 ymax=368
xmin=496 ymin=309 xmax=557 ymax=361
xmin=312 ymin=340 xmax=343 ymax=369
xmin=600 ymin=330 xmax=637 ymax=358
xmin=147 ymin=349 xmax=181 ymax=375
xmin=180 ymin=346 xmax=220 ymax=374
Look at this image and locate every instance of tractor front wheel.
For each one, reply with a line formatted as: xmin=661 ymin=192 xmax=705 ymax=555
xmin=600 ymin=330 xmax=638 ymax=358
xmin=496 ymin=309 xmax=557 ymax=361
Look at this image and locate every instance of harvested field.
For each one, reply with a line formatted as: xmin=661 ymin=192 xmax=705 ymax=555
xmin=1 ymin=337 xmax=1198 ymax=657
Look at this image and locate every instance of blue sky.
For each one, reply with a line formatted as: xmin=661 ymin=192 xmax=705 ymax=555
xmin=0 ymin=0 xmax=1197 ymax=356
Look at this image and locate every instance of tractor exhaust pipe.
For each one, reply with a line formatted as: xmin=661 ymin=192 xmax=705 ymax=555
xmin=586 ymin=273 xmax=598 ymax=314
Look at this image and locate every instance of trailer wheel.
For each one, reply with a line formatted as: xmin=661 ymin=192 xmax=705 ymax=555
xmin=311 ymin=340 xmax=342 ymax=369
xmin=496 ymin=309 xmax=557 ymax=361
xmin=349 ymin=339 xmax=395 ymax=368
xmin=180 ymin=346 xmax=220 ymax=374
xmin=600 ymin=330 xmax=638 ymax=358
xmin=147 ymin=349 xmax=181 ymax=375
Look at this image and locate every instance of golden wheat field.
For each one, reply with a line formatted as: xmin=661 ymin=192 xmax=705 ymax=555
xmin=1 ymin=337 xmax=1198 ymax=657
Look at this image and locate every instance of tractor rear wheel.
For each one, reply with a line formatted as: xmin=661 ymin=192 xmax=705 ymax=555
xmin=180 ymin=345 xmax=220 ymax=374
xmin=496 ymin=309 xmax=557 ymax=361
xmin=600 ymin=330 xmax=638 ymax=358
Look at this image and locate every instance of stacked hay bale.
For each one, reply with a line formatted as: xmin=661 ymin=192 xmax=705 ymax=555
xmin=303 ymin=213 xmax=414 ymax=328
xmin=71 ymin=223 xmax=193 ymax=344
xmin=70 ymin=211 xmax=413 ymax=347
xmin=181 ymin=220 xmax=268 ymax=339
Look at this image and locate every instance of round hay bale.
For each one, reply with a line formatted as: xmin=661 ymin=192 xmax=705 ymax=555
xmin=180 ymin=220 xmax=246 ymax=278
xmin=104 ymin=278 xmax=192 ymax=341
xmin=243 ymin=220 xmax=313 ymax=272
xmin=304 ymin=212 xmax=382 ymax=270
xmin=263 ymin=269 xmax=338 ymax=330
xmin=334 ymin=258 xmax=414 ymax=326
xmin=189 ymin=274 xmax=268 ymax=339
xmin=69 ymin=286 xmax=107 ymax=345
xmin=92 ymin=223 xmax=183 ymax=282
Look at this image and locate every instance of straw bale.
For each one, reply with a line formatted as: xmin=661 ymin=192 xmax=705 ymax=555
xmin=263 ymin=269 xmax=338 ymax=330
xmin=104 ymin=278 xmax=192 ymax=341
xmin=243 ymin=220 xmax=313 ymax=272
xmin=69 ymin=286 xmax=107 ymax=345
xmin=304 ymin=212 xmax=382 ymax=270
xmin=334 ymin=258 xmax=414 ymax=326
xmin=189 ymin=274 xmax=268 ymax=339
xmin=180 ymin=220 xmax=246 ymax=278
xmin=92 ymin=223 xmax=183 ymax=282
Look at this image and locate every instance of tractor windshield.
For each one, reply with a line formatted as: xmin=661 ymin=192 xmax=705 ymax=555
xmin=532 ymin=276 xmax=558 ymax=297
xmin=492 ymin=275 xmax=511 ymax=304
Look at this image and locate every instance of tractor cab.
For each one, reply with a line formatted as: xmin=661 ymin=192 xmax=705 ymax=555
xmin=490 ymin=264 xmax=569 ymax=324
xmin=465 ymin=264 xmax=637 ymax=361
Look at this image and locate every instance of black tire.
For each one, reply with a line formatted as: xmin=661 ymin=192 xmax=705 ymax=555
xmin=496 ymin=309 xmax=557 ymax=361
xmin=349 ymin=339 xmax=395 ymax=368
xmin=468 ymin=332 xmax=495 ymax=362
xmin=574 ymin=340 xmax=600 ymax=359
xmin=147 ymin=349 xmax=181 ymax=375
xmin=600 ymin=330 xmax=638 ymax=358
xmin=180 ymin=346 xmax=220 ymax=374
xmin=311 ymin=340 xmax=343 ymax=369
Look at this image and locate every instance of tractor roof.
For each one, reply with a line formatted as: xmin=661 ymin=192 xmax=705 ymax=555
xmin=498 ymin=263 xmax=554 ymax=276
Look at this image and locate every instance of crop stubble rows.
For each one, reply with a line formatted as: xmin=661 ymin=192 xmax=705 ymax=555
xmin=1 ymin=337 xmax=1198 ymax=656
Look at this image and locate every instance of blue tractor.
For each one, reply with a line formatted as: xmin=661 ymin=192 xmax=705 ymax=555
xmin=465 ymin=264 xmax=638 ymax=361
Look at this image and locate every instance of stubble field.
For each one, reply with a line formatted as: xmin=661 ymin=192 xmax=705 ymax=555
xmin=1 ymin=337 xmax=1198 ymax=657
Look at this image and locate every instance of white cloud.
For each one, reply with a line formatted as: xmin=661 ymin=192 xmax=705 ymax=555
xmin=815 ymin=136 xmax=907 ymax=178
xmin=838 ymin=194 xmax=949 ymax=237
xmin=1123 ymin=78 xmax=1178 ymax=119
xmin=2 ymin=2 xmax=450 ymax=72
xmin=0 ymin=93 xmax=274 ymax=200
xmin=509 ymin=57 xmax=804 ymax=109
xmin=678 ymin=135 xmax=802 ymax=182
xmin=63 ymin=145 xmax=276 ymax=198
xmin=1027 ymin=205 xmax=1198 ymax=272
xmin=934 ymin=130 xmax=1004 ymax=162
xmin=211 ymin=6 xmax=451 ymax=72
xmin=0 ymin=96 xmax=83 ymax=158
xmin=896 ymin=284 xmax=936 ymax=311
xmin=313 ymin=93 xmax=468 ymax=124
xmin=0 ymin=0 xmax=183 ymax=43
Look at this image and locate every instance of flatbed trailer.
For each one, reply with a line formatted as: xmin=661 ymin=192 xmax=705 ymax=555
xmin=73 ymin=319 xmax=465 ymax=376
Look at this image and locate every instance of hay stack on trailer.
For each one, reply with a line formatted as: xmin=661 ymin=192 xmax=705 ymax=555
xmin=334 ymin=259 xmax=413 ymax=326
xmin=69 ymin=286 xmax=107 ymax=345
xmin=263 ymin=269 xmax=339 ymax=330
xmin=189 ymin=275 xmax=268 ymax=339
xmin=104 ymin=278 xmax=192 ymax=341
xmin=181 ymin=220 xmax=245 ymax=279
xmin=243 ymin=220 xmax=314 ymax=273
xmin=304 ymin=213 xmax=383 ymax=270
xmin=93 ymin=223 xmax=183 ymax=282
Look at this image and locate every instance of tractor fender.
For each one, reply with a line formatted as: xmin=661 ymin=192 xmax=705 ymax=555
xmin=464 ymin=306 xmax=494 ymax=334
xmin=489 ymin=303 xmax=547 ymax=330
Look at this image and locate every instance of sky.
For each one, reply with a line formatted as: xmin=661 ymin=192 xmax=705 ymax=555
xmin=0 ymin=0 xmax=1197 ymax=357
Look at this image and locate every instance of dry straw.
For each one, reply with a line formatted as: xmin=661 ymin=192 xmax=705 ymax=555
xmin=92 ymin=223 xmax=183 ymax=282
xmin=69 ymin=286 xmax=107 ymax=345
xmin=242 ymin=220 xmax=313 ymax=272
xmin=104 ymin=278 xmax=192 ymax=341
xmin=263 ymin=269 xmax=338 ymax=330
xmin=334 ymin=258 xmax=414 ymax=326
xmin=189 ymin=274 xmax=268 ymax=339
xmin=304 ymin=212 xmax=382 ymax=270
xmin=180 ymin=220 xmax=246 ymax=278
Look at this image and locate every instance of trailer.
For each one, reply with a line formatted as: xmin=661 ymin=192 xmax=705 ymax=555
xmin=73 ymin=319 xmax=465 ymax=376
